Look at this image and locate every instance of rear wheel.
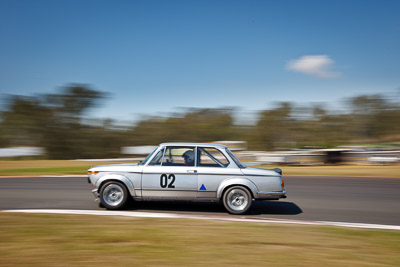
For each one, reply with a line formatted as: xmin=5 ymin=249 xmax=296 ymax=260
xmin=100 ymin=181 xmax=129 ymax=210
xmin=222 ymin=186 xmax=252 ymax=214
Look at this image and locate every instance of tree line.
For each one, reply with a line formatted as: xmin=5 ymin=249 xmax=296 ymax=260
xmin=1 ymin=85 xmax=399 ymax=159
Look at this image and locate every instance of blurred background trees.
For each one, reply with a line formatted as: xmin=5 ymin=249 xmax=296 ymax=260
xmin=0 ymin=85 xmax=113 ymax=159
xmin=1 ymin=85 xmax=399 ymax=159
xmin=126 ymin=108 xmax=235 ymax=146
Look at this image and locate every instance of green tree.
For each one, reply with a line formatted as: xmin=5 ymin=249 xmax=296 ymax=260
xmin=41 ymin=85 xmax=106 ymax=159
xmin=1 ymin=84 xmax=107 ymax=159
xmin=346 ymin=94 xmax=400 ymax=141
xmin=1 ymin=96 xmax=51 ymax=147
xmin=251 ymin=102 xmax=294 ymax=150
xmin=127 ymin=108 xmax=235 ymax=145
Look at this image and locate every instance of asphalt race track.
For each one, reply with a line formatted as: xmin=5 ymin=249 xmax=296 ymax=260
xmin=1 ymin=175 xmax=399 ymax=226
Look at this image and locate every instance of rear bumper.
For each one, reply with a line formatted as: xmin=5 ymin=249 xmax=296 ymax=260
xmin=256 ymin=190 xmax=287 ymax=200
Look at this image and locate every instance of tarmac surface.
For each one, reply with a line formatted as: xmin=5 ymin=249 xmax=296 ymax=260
xmin=0 ymin=175 xmax=399 ymax=226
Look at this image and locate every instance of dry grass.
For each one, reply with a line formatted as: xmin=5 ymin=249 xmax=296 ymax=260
xmin=0 ymin=213 xmax=399 ymax=266
xmin=0 ymin=160 xmax=399 ymax=177
xmin=0 ymin=160 xmax=136 ymax=170
xmin=0 ymin=160 xmax=138 ymax=176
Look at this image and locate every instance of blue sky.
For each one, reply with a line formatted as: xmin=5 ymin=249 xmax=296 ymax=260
xmin=1 ymin=0 xmax=399 ymax=122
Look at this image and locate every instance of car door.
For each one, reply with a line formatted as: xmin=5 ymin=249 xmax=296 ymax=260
xmin=196 ymin=147 xmax=243 ymax=199
xmin=141 ymin=146 xmax=198 ymax=199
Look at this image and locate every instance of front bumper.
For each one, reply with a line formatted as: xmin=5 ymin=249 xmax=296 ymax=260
xmin=257 ymin=190 xmax=287 ymax=200
xmin=92 ymin=188 xmax=99 ymax=201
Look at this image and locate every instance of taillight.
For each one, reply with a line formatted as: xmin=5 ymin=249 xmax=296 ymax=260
xmin=281 ymin=179 xmax=285 ymax=188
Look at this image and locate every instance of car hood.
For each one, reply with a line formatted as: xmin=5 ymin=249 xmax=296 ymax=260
xmin=88 ymin=163 xmax=143 ymax=173
xmin=240 ymin=167 xmax=281 ymax=177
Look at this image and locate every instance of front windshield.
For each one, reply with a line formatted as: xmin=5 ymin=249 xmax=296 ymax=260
xmin=226 ymin=148 xmax=246 ymax=168
xmin=138 ymin=147 xmax=159 ymax=165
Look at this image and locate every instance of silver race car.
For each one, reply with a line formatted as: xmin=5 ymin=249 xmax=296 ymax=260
xmin=88 ymin=142 xmax=286 ymax=214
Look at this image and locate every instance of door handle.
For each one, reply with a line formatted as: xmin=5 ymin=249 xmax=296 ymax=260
xmin=187 ymin=170 xmax=197 ymax=173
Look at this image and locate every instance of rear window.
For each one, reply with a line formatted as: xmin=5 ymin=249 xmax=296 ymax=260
xmin=198 ymin=147 xmax=229 ymax=167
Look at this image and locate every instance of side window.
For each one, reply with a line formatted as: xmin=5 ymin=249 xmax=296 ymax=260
xmin=162 ymin=147 xmax=195 ymax=167
xmin=148 ymin=148 xmax=164 ymax=166
xmin=198 ymin=147 xmax=229 ymax=167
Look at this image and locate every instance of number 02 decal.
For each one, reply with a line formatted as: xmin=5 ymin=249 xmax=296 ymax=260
xmin=160 ymin=174 xmax=176 ymax=188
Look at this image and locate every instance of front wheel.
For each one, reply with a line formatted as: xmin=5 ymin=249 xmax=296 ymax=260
xmin=222 ymin=186 xmax=252 ymax=214
xmin=99 ymin=181 xmax=129 ymax=210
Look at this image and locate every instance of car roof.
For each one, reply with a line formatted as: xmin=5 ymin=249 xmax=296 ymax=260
xmin=159 ymin=142 xmax=227 ymax=148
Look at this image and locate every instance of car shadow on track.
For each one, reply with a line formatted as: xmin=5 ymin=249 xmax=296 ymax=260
xmin=247 ymin=201 xmax=302 ymax=215
xmin=121 ymin=200 xmax=302 ymax=216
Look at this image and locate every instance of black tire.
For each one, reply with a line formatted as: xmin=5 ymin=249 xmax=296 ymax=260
xmin=99 ymin=181 xmax=129 ymax=210
xmin=222 ymin=186 xmax=252 ymax=215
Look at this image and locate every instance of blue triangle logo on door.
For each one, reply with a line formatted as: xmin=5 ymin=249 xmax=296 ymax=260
xmin=199 ymin=184 xmax=207 ymax=191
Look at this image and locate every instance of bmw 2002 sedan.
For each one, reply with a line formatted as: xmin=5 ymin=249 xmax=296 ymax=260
xmin=88 ymin=142 xmax=286 ymax=214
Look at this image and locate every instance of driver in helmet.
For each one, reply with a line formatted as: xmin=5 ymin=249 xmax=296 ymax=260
xmin=182 ymin=150 xmax=194 ymax=166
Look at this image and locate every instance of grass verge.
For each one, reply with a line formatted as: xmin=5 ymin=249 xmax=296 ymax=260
xmin=0 ymin=160 xmax=399 ymax=177
xmin=0 ymin=160 xmax=137 ymax=176
xmin=0 ymin=213 xmax=399 ymax=266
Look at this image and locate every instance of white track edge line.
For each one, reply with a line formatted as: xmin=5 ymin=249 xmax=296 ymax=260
xmin=3 ymin=209 xmax=400 ymax=231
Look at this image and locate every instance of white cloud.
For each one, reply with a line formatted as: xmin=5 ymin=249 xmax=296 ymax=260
xmin=286 ymin=55 xmax=340 ymax=78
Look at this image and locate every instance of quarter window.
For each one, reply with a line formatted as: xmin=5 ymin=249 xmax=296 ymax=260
xmin=226 ymin=148 xmax=246 ymax=168
xmin=198 ymin=147 xmax=229 ymax=167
